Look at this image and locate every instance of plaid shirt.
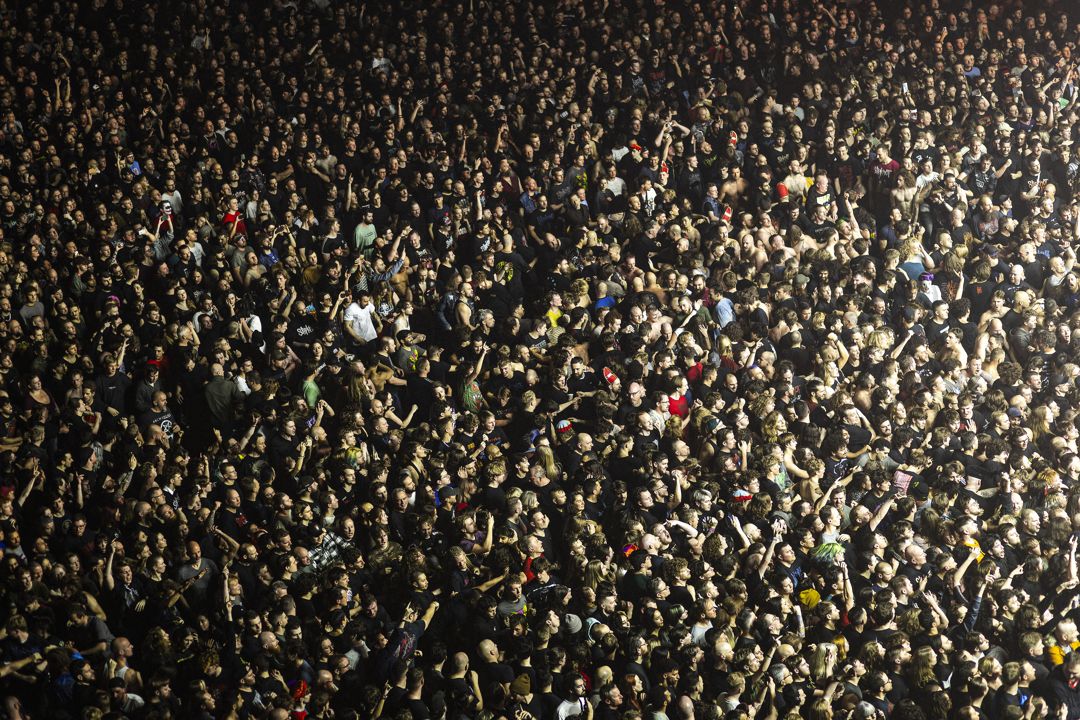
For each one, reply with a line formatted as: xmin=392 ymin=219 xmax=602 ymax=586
xmin=308 ymin=530 xmax=351 ymax=573
xmin=351 ymin=258 xmax=404 ymax=294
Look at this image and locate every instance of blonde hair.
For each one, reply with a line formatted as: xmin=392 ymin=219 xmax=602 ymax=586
xmin=535 ymin=445 xmax=562 ymax=482
xmin=899 ymin=237 xmax=921 ymax=261
xmin=867 ymin=329 xmax=894 ymax=350
xmin=809 ymin=643 xmax=837 ymax=684
xmin=761 ymin=411 xmax=785 ymax=444
xmin=520 ymin=491 xmax=539 ymax=512
xmin=1029 ymin=406 xmax=1054 ymax=443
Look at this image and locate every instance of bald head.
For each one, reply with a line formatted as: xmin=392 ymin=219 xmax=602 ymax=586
xmin=640 ymin=533 xmax=660 ymax=553
xmin=904 ymin=544 xmax=926 ymax=565
xmin=451 ymin=652 xmax=469 ymax=673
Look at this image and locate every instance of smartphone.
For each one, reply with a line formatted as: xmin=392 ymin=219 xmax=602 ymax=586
xmin=902 ymin=82 xmax=909 ymax=94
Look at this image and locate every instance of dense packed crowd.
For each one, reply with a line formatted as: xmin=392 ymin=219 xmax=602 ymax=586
xmin=2 ymin=0 xmax=1080 ymax=718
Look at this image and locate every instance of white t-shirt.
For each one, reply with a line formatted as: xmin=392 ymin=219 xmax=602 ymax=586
xmin=603 ymin=176 xmax=627 ymax=197
xmin=247 ymin=314 xmax=265 ymax=354
xmin=344 ymin=302 xmax=378 ymax=343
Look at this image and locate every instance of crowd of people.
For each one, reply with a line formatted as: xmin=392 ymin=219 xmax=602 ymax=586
xmin=2 ymin=0 xmax=1080 ymax=718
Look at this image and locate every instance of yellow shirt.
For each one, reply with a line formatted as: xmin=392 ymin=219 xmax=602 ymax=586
xmin=1049 ymin=640 xmax=1080 ymax=665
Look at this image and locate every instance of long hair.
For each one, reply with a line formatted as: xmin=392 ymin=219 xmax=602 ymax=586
xmin=582 ymin=559 xmax=615 ymax=592
xmin=805 ymin=698 xmax=833 ymax=720
xmin=534 ymin=445 xmax=562 ymax=482
xmin=909 ymin=646 xmax=937 ymax=688
xmin=809 ymin=643 xmax=836 ymax=684
xmin=1029 ymin=408 xmax=1054 ymax=444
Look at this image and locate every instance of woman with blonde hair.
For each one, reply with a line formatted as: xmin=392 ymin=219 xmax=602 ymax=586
xmin=1029 ymin=405 xmax=1056 ymax=450
xmin=898 ymin=234 xmax=937 ymax=280
xmin=716 ymin=335 xmax=738 ymax=372
xmin=808 ymin=642 xmax=838 ymax=685
xmin=761 ymin=410 xmax=788 ymax=444
xmin=534 ymin=443 xmax=562 ymax=483
xmin=582 ymin=558 xmax=615 ymax=593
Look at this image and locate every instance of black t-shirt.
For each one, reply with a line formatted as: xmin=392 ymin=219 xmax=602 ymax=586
xmin=842 ymin=423 xmax=872 ymax=452
xmin=287 ymin=314 xmax=320 ymax=347
xmin=446 ymin=676 xmax=481 ymax=714
xmin=138 ymin=407 xmax=178 ymax=438
xmin=800 ymin=216 xmax=836 ymax=241
xmin=476 ymin=660 xmax=515 ymax=694
xmin=824 ymin=455 xmax=851 ymax=486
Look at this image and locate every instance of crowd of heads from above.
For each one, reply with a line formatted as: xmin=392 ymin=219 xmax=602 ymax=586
xmin=3 ymin=0 xmax=1080 ymax=720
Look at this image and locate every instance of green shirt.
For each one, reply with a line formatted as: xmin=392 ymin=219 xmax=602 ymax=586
xmin=301 ymin=379 xmax=321 ymax=407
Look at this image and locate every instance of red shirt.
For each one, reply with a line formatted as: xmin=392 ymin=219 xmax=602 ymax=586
xmin=685 ymin=362 xmax=704 ymax=384
xmin=668 ymin=393 xmax=690 ymax=419
xmin=222 ymin=210 xmax=248 ymax=237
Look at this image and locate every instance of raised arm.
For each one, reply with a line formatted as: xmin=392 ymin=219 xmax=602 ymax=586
xmin=952 ymin=545 xmax=981 ymax=590
xmin=104 ymin=541 xmax=118 ymax=592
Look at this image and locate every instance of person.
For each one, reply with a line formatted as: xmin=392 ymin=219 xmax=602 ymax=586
xmin=204 ymin=362 xmax=244 ymax=439
xmin=343 ymin=292 xmax=380 ymax=354
xmin=2 ymin=1 xmax=1080 ymax=719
